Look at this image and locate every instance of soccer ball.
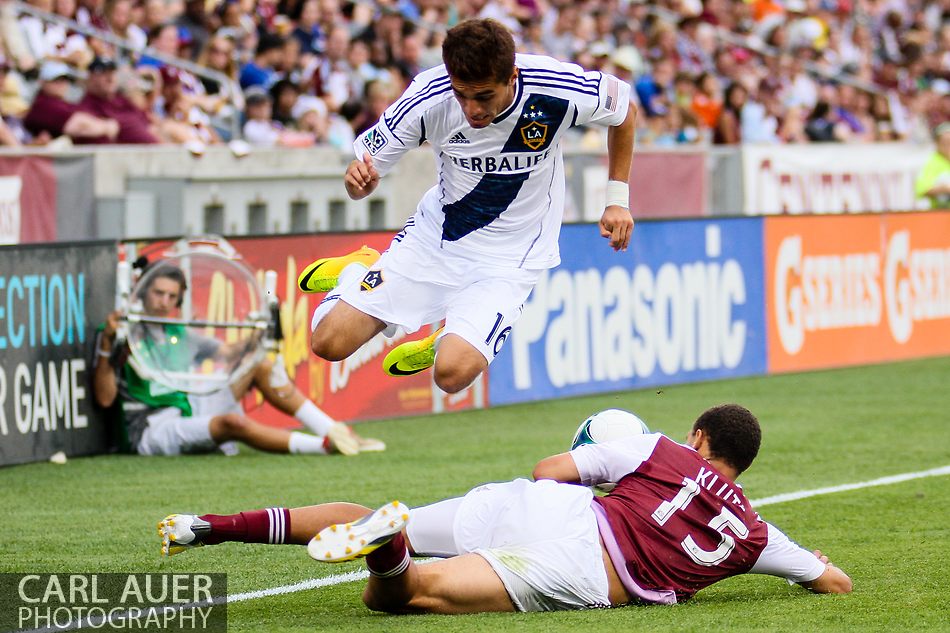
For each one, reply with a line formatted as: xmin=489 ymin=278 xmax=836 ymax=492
xmin=571 ymin=409 xmax=650 ymax=451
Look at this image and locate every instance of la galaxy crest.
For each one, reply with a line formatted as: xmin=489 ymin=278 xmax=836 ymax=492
xmin=501 ymin=96 xmax=566 ymax=154
xmin=520 ymin=120 xmax=548 ymax=150
xmin=360 ymin=270 xmax=384 ymax=291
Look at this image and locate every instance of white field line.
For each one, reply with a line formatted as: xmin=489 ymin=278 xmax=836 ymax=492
xmin=33 ymin=464 xmax=949 ymax=632
xmin=749 ymin=464 xmax=950 ymax=507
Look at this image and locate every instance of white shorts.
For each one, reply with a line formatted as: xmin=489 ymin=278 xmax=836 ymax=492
xmin=136 ymin=389 xmax=242 ymax=456
xmin=406 ymin=479 xmax=610 ymax=612
xmin=340 ymin=227 xmax=541 ymax=363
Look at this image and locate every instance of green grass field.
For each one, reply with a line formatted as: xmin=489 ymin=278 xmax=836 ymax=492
xmin=2 ymin=357 xmax=949 ymax=632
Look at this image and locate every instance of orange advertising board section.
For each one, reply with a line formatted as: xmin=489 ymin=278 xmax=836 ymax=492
xmin=134 ymin=233 xmax=483 ymax=427
xmin=765 ymin=212 xmax=950 ymax=373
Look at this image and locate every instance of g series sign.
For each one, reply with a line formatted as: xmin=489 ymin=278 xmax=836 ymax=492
xmin=766 ymin=212 xmax=950 ymax=373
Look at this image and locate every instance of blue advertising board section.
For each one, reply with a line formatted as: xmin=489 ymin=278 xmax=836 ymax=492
xmin=0 ymin=242 xmax=117 ymax=466
xmin=489 ymin=218 xmax=767 ymax=405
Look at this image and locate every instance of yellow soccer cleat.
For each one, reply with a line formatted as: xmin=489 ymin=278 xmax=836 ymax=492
xmin=297 ymin=246 xmax=381 ymax=293
xmin=307 ymin=501 xmax=410 ymax=563
xmin=382 ymin=327 xmax=444 ymax=377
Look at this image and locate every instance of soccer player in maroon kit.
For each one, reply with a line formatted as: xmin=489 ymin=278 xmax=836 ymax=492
xmin=159 ymin=404 xmax=852 ymax=613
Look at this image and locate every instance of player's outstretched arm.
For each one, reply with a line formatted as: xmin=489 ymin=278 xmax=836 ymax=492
xmin=798 ymin=550 xmax=853 ymax=594
xmin=600 ymin=102 xmax=637 ymax=252
xmin=344 ymin=152 xmax=381 ymax=200
xmin=532 ymin=452 xmax=581 ymax=483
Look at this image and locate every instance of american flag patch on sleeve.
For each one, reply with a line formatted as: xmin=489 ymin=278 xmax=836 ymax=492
xmin=605 ymin=76 xmax=619 ymax=113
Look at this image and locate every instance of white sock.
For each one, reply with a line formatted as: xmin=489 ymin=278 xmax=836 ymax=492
xmin=309 ymin=262 xmax=370 ymax=332
xmin=338 ymin=261 xmax=368 ymax=287
xmin=294 ymin=401 xmax=335 ymax=436
xmin=288 ymin=431 xmax=329 ymax=454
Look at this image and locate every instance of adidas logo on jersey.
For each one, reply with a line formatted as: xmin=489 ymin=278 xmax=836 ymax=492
xmin=448 ymin=132 xmax=470 ymax=144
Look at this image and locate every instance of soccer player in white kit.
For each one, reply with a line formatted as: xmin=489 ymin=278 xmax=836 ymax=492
xmin=298 ymin=18 xmax=637 ymax=394
xmin=158 ymin=404 xmax=853 ymax=614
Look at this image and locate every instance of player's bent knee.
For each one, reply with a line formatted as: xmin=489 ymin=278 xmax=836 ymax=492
xmin=209 ymin=413 xmax=248 ymax=440
xmin=433 ymin=362 xmax=485 ymax=394
xmin=310 ymin=328 xmax=351 ymax=361
xmin=433 ymin=372 xmax=472 ymax=394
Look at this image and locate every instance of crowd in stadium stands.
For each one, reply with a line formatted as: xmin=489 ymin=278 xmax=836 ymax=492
xmin=0 ymin=0 xmax=948 ymax=152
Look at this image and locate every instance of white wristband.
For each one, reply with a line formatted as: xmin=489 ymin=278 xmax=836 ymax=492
xmin=605 ymin=180 xmax=629 ymax=209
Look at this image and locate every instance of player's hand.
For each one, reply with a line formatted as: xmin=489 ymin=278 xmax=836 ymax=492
xmin=812 ymin=550 xmax=831 ymax=565
xmin=599 ymin=205 xmax=634 ymax=252
xmin=344 ymin=152 xmax=380 ymax=200
xmin=103 ymin=310 xmax=121 ymax=340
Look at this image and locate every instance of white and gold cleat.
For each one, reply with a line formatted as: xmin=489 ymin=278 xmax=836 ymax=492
xmin=307 ymin=501 xmax=410 ymax=563
xmin=158 ymin=514 xmax=210 ymax=556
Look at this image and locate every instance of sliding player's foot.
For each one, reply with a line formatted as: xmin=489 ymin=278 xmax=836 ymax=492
xmin=158 ymin=514 xmax=210 ymax=556
xmin=307 ymin=501 xmax=409 ymax=563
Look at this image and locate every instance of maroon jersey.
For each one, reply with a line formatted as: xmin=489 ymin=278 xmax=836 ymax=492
xmin=78 ymin=93 xmax=159 ymax=144
xmin=24 ymin=92 xmax=80 ymax=138
xmin=576 ymin=434 xmax=768 ymax=603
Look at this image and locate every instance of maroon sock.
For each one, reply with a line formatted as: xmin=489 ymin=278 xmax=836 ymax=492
xmin=366 ymin=533 xmax=410 ymax=578
xmin=199 ymin=508 xmax=290 ymax=545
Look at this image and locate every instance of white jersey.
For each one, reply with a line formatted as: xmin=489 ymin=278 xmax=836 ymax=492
xmin=353 ymin=53 xmax=631 ymax=269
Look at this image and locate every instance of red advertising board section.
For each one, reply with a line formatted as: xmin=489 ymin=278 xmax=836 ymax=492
xmin=765 ymin=212 xmax=950 ymax=373
xmin=629 ymin=151 xmax=706 ymax=218
xmin=136 ymin=234 xmax=485 ymax=427
xmin=0 ymin=156 xmax=57 ymax=243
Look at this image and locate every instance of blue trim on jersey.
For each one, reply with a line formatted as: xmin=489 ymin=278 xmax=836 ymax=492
xmin=377 ymin=116 xmax=406 ymax=146
xmin=441 ymin=172 xmax=530 ymax=242
xmin=385 ymin=78 xmax=452 ymax=130
xmin=419 ymin=116 xmax=426 ymax=145
xmin=389 ymin=75 xmax=451 ymax=120
xmin=570 ymin=104 xmax=579 ymax=127
xmin=492 ymin=72 xmax=524 ymax=125
xmin=521 ymin=79 xmax=599 ymax=98
xmin=519 ymin=68 xmax=599 ymax=89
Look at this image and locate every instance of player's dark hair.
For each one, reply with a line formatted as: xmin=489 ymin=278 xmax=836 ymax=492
xmin=692 ymin=404 xmax=761 ymax=475
xmin=136 ymin=260 xmax=188 ymax=308
xmin=442 ymin=18 xmax=515 ymax=84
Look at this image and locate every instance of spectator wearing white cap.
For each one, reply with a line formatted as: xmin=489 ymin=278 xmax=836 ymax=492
xmin=242 ymin=86 xmax=315 ymax=147
xmin=23 ymin=60 xmax=120 ymax=143
xmin=290 ymin=93 xmax=328 ymax=142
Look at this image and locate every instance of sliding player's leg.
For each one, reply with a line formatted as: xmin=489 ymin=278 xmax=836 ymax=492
xmin=363 ymin=553 xmax=515 ymax=615
xmin=308 ymin=500 xmax=514 ymax=614
xmin=158 ymin=502 xmax=375 ymax=556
